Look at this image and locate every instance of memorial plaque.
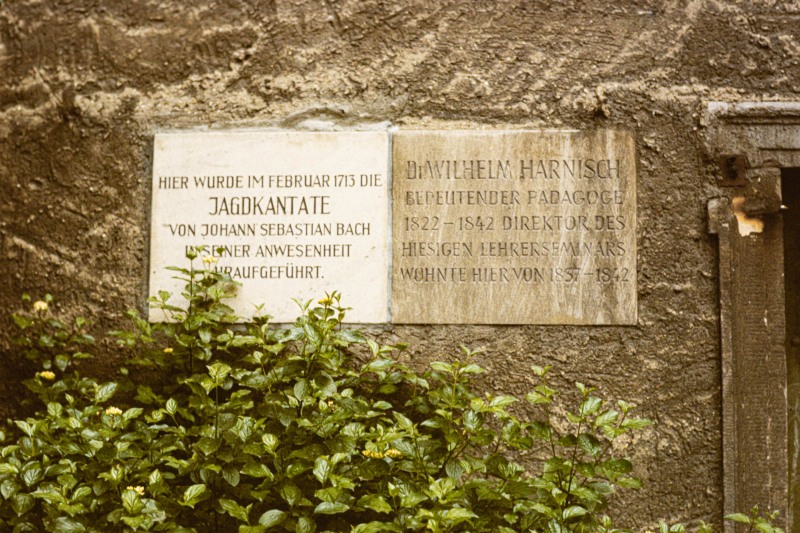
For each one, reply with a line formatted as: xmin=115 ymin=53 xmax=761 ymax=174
xmin=392 ymin=130 xmax=636 ymax=324
xmin=150 ymin=130 xmax=390 ymax=323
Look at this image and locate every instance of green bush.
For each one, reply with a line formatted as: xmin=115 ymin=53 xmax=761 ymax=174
xmin=0 ymin=248 xmax=785 ymax=532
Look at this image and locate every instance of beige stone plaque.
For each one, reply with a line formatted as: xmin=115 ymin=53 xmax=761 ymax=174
xmin=150 ymin=130 xmax=390 ymax=323
xmin=392 ymin=130 xmax=636 ymax=324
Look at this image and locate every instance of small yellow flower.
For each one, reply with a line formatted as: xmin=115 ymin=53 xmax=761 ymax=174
xmin=163 ymin=347 xmax=174 ymax=353
xmin=38 ymin=371 xmax=56 ymax=381
xmin=361 ymin=449 xmax=384 ymax=459
xmin=126 ymin=485 xmax=145 ymax=496
xmin=33 ymin=301 xmax=48 ymax=312
xmin=318 ymin=297 xmax=333 ymax=306
xmin=201 ymin=255 xmax=218 ymax=265
xmin=385 ymin=449 xmax=403 ymax=459
xmin=105 ymin=406 xmax=123 ymax=416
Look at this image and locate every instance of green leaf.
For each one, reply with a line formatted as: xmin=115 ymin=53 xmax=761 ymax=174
xmin=602 ymin=458 xmax=633 ymax=477
xmin=531 ymin=365 xmax=551 ymax=377
xmin=262 ymin=434 xmax=279 ymax=453
xmin=571 ymin=486 xmax=602 ymax=504
xmin=1 ymin=479 xmax=19 ymax=499
xmin=166 ymin=398 xmax=178 ymax=415
xmin=594 ymin=409 xmax=619 ymax=427
xmin=460 ymin=364 xmax=484 ymax=374
xmin=616 ymin=476 xmax=644 ymax=489
xmin=71 ymin=486 xmax=91 ymax=501
xmin=242 ymin=462 xmax=273 ymax=479
xmin=621 ymin=417 xmax=653 ymax=430
xmin=366 ymin=339 xmax=380 ymax=356
xmin=39 ymin=334 xmax=54 ymax=348
xmin=363 ymin=358 xmax=394 ymax=373
xmin=196 ymin=437 xmax=221 ymax=456
xmin=526 ymin=391 xmax=550 ymax=405
xmin=313 ymin=457 xmax=331 ymax=484
xmin=428 ymin=478 xmax=456 ymax=500
xmin=0 ymin=463 xmax=20 ymax=475
xmin=95 ymin=382 xmax=118 ymax=403
xmin=123 ymin=407 xmax=143 ymax=421
xmin=14 ymin=421 xmax=35 ymax=437
xmin=303 ymin=323 xmax=322 ymax=346
xmin=314 ymin=501 xmax=349 ymax=514
xmin=122 ymin=489 xmax=143 ymax=515
xmin=445 ymin=460 xmax=466 ymax=480
xmin=562 ymin=505 xmax=588 ymax=520
xmin=578 ymin=433 xmax=603 ymax=458
xmin=208 ymin=362 xmax=232 ymax=383
xmin=148 ymin=470 xmax=164 ymax=486
xmin=223 ymin=465 xmax=241 ymax=487
xmin=335 ymin=329 xmax=363 ymax=343
xmin=12 ymin=314 xmax=33 ymax=329
xmin=280 ymin=484 xmax=303 ymax=507
xmin=725 ymin=513 xmax=752 ymax=524
xmin=399 ymin=489 xmax=426 ymax=509
xmin=430 ymin=362 xmax=452 ymax=373
xmin=258 ymin=509 xmax=287 ymax=528
xmin=557 ymin=434 xmax=578 ymax=447
xmin=393 ymin=412 xmax=414 ymax=431
xmin=181 ymin=484 xmax=207 ymax=508
xmin=463 ymin=410 xmax=481 ymax=432
xmin=579 ymin=396 xmax=602 ymax=417
xmin=220 ymin=499 xmax=250 ymax=523
xmin=21 ymin=465 xmax=43 ymax=488
xmin=12 ymin=492 xmax=35 ymax=516
xmin=297 ymin=516 xmax=316 ymax=533
xmin=240 ymin=527 xmax=266 ymax=533
xmin=489 ymin=395 xmax=517 ymax=409
xmin=294 ymin=380 xmax=309 ymax=401
xmin=315 ymin=486 xmax=343 ymax=504
xmin=121 ymin=515 xmax=147 ymax=529
xmin=444 ymin=508 xmax=478 ymax=523
xmin=358 ymin=494 xmax=392 ymax=514
xmin=54 ymin=354 xmax=70 ymax=372
xmin=50 ymin=516 xmax=87 ymax=532
xmin=353 ymin=522 xmax=401 ymax=533
xmin=31 ymin=487 xmax=66 ymax=505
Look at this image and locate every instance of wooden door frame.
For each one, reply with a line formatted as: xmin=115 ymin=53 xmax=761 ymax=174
xmin=705 ymin=102 xmax=800 ymax=531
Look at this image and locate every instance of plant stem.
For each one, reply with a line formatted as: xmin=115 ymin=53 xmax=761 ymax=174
xmin=215 ymin=385 xmax=220 ymax=440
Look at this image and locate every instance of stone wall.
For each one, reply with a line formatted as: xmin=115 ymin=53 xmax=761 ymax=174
xmin=2 ymin=0 xmax=800 ymax=528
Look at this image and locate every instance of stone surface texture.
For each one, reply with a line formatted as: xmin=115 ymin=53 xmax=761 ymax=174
xmin=392 ymin=129 xmax=636 ymax=324
xmin=3 ymin=0 xmax=800 ymax=529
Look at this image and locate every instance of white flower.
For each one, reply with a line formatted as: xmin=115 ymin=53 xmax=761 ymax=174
xmin=33 ymin=301 xmax=48 ymax=312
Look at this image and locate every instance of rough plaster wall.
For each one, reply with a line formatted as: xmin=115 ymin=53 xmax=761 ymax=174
xmin=2 ymin=0 xmax=800 ymax=528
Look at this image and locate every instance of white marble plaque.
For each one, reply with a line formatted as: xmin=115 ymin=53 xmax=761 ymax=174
xmin=149 ymin=130 xmax=390 ymax=323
